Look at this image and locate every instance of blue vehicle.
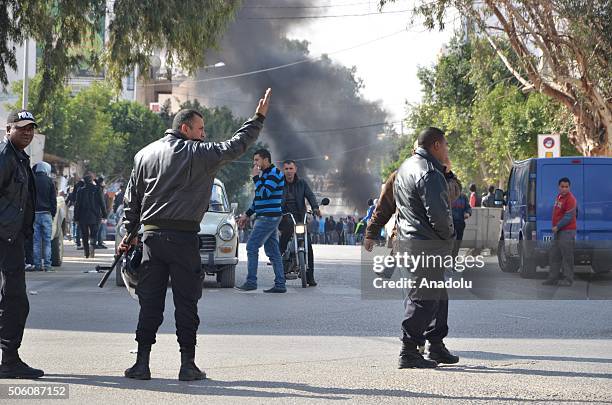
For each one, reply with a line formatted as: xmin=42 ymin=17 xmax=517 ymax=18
xmin=496 ymin=157 xmax=612 ymax=278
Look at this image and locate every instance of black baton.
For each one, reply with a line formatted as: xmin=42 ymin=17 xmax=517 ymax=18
xmin=98 ymin=226 xmax=140 ymax=288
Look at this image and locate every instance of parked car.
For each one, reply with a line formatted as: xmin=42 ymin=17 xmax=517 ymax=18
xmin=51 ymin=195 xmax=66 ymax=266
xmin=497 ymin=157 xmax=612 ymax=278
xmin=114 ymin=178 xmax=239 ymax=288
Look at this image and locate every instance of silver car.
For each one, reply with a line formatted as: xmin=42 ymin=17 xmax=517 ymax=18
xmin=115 ymin=178 xmax=239 ymax=288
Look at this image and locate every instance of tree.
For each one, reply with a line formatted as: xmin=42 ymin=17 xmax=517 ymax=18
xmin=380 ymin=0 xmax=612 ymax=156
xmin=1 ymin=0 xmax=240 ymax=102
xmin=161 ymin=99 xmax=267 ymax=205
xmin=383 ymin=33 xmax=578 ymax=188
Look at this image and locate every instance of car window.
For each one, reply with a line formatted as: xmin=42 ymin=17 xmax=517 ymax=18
xmin=209 ymin=184 xmax=229 ymax=212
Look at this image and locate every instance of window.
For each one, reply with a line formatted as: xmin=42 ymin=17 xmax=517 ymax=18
xmin=209 ymin=184 xmax=229 ymax=212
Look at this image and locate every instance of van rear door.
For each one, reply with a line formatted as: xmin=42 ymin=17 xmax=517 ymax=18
xmin=583 ymin=158 xmax=612 ymax=243
xmin=536 ymin=158 xmax=584 ymax=241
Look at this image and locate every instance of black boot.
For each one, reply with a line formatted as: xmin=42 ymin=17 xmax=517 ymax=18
xmin=83 ymin=243 xmax=90 ymax=258
xmin=178 ymin=348 xmax=206 ymax=381
xmin=428 ymin=342 xmax=459 ymax=364
xmin=125 ymin=344 xmax=151 ymax=380
xmin=307 ymin=269 xmax=317 ymax=286
xmin=398 ymin=341 xmax=437 ymax=369
xmin=0 ymin=350 xmax=44 ymax=379
xmin=89 ymin=244 xmax=96 ymax=259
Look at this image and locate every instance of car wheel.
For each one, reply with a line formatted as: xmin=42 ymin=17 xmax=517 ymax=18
xmin=217 ymin=265 xmax=236 ymax=288
xmin=498 ymin=239 xmax=519 ymax=273
xmin=519 ymin=240 xmax=537 ymax=278
xmin=51 ymin=227 xmax=63 ymax=267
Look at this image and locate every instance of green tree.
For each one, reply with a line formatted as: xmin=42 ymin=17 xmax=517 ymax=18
xmin=380 ymin=0 xmax=612 ymax=156
xmin=384 ymin=33 xmax=578 ymax=189
xmin=1 ymin=0 xmax=240 ymax=102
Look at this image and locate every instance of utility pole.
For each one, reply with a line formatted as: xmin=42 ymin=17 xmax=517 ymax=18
xmin=22 ymin=39 xmax=29 ymax=109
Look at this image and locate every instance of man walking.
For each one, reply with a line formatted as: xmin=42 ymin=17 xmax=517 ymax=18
xmin=32 ymin=162 xmax=57 ymax=272
xmin=236 ymin=149 xmax=287 ymax=293
xmin=120 ymin=89 xmax=271 ymax=381
xmin=543 ymin=177 xmax=577 ymax=287
xmin=74 ymin=175 xmax=106 ymax=259
xmin=0 ymin=110 xmax=44 ymax=378
xmin=278 ymin=159 xmax=319 ymax=286
xmin=394 ymin=127 xmax=458 ymax=369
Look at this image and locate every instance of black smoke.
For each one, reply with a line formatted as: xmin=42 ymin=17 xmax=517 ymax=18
xmin=190 ymin=0 xmax=389 ymax=211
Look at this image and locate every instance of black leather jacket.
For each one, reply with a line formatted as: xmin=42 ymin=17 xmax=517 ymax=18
xmin=394 ymin=147 xmax=454 ymax=241
xmin=0 ymin=138 xmax=36 ymax=243
xmin=281 ymin=174 xmax=318 ymax=219
xmin=123 ymin=114 xmax=264 ymax=234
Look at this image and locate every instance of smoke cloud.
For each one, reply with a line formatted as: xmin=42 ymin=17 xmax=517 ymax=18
xmin=187 ymin=1 xmax=389 ymax=212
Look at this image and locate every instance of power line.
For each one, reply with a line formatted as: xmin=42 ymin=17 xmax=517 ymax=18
xmin=239 ymin=9 xmax=412 ymax=20
xmin=139 ymin=27 xmax=413 ymax=88
xmin=241 ymin=1 xmax=382 ymax=9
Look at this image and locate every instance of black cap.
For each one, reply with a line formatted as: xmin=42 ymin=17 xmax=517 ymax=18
xmin=7 ymin=110 xmax=38 ymax=128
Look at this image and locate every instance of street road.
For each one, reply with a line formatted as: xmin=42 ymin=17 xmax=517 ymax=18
xmin=5 ymin=241 xmax=612 ymax=404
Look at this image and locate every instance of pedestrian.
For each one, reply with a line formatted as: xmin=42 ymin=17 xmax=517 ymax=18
xmin=309 ymin=215 xmax=320 ymax=245
xmin=468 ymin=183 xmax=481 ymax=208
xmin=68 ymin=179 xmax=84 ymax=249
xmin=236 ymin=148 xmax=286 ymax=293
xmin=74 ymin=175 xmax=106 ymax=259
xmin=95 ymin=176 xmax=110 ymax=249
xmin=394 ymin=127 xmax=458 ymax=369
xmin=31 ymin=162 xmax=57 ymax=272
xmin=0 ymin=109 xmax=44 ymax=378
xmin=113 ymin=183 xmax=125 ymax=214
xmin=119 ymin=89 xmax=271 ymax=381
xmin=336 ymin=217 xmax=345 ymax=245
xmin=346 ymin=216 xmax=356 ymax=245
xmin=451 ymin=189 xmax=471 ymax=258
xmin=481 ymin=185 xmax=496 ymax=207
xmin=318 ymin=215 xmax=325 ymax=244
xmin=329 ymin=216 xmax=337 ymax=244
xmin=543 ymin=177 xmax=577 ymax=287
xmin=324 ymin=217 xmax=331 ymax=244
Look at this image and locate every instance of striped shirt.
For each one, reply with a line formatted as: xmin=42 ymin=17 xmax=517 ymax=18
xmin=246 ymin=164 xmax=285 ymax=217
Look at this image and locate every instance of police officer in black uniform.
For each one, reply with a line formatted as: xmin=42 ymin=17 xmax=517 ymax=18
xmin=0 ymin=110 xmax=44 ymax=379
xmin=119 ymin=89 xmax=271 ymax=381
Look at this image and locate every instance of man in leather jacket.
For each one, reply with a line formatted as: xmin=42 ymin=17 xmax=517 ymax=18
xmin=0 ymin=110 xmax=44 ymax=379
xmin=119 ymin=89 xmax=271 ymax=381
xmin=278 ymin=160 xmax=320 ymax=286
xmin=393 ymin=127 xmax=459 ymax=369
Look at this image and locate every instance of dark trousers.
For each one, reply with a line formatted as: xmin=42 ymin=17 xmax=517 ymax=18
xmin=548 ymin=230 xmax=576 ymax=281
xmin=136 ymin=230 xmax=202 ymax=349
xmin=0 ymin=233 xmax=30 ymax=353
xmin=24 ymin=235 xmax=33 ymax=265
xmin=452 ymin=220 xmax=466 ymax=258
xmin=401 ymin=267 xmax=449 ymax=346
xmin=79 ymin=222 xmax=99 ymax=256
xmin=279 ymin=217 xmax=314 ymax=272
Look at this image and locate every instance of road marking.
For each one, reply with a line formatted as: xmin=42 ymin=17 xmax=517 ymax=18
xmin=500 ymin=313 xmax=532 ymax=320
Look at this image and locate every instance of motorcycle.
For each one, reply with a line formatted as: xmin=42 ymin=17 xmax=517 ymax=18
xmin=282 ymin=197 xmax=330 ymax=287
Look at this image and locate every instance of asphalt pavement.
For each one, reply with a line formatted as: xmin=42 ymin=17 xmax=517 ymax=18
xmin=3 ymin=241 xmax=611 ymax=404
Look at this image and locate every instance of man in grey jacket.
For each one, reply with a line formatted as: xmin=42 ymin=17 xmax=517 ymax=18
xmin=119 ymin=88 xmax=271 ymax=381
xmin=394 ymin=127 xmax=457 ymax=369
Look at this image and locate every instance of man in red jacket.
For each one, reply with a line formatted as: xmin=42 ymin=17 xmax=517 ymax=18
xmin=543 ymin=177 xmax=577 ymax=287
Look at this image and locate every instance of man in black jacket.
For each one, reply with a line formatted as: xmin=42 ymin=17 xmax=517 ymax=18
xmin=74 ymin=175 xmax=106 ymax=259
xmin=279 ymin=160 xmax=320 ymax=285
xmin=394 ymin=127 xmax=458 ymax=369
xmin=0 ymin=110 xmax=44 ymax=379
xmin=32 ymin=162 xmax=57 ymax=271
xmin=119 ymin=88 xmax=271 ymax=381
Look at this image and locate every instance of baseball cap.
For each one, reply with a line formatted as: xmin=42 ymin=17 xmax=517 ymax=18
xmin=7 ymin=109 xmax=38 ymax=128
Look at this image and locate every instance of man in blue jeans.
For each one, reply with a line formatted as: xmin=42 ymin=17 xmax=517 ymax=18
xmin=32 ymin=162 xmax=56 ymax=272
xmin=236 ymin=149 xmax=286 ymax=293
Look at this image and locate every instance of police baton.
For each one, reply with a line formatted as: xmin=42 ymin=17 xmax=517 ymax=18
xmin=97 ymin=226 xmax=140 ymax=288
